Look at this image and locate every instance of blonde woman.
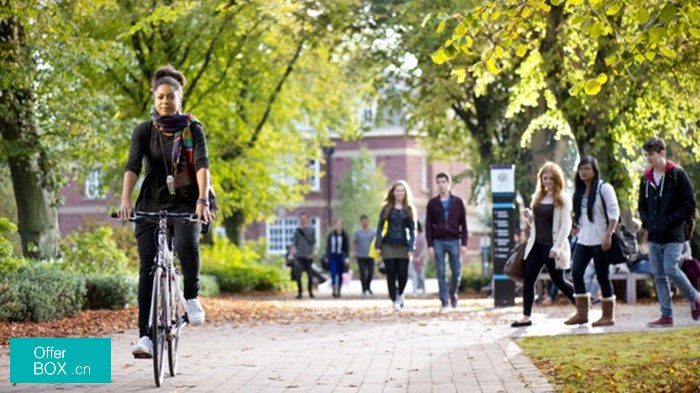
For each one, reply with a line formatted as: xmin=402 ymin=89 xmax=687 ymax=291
xmin=512 ymin=162 xmax=575 ymax=327
xmin=374 ymin=180 xmax=417 ymax=311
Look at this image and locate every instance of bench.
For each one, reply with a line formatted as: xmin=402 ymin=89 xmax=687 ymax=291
xmin=537 ymin=269 xmax=652 ymax=304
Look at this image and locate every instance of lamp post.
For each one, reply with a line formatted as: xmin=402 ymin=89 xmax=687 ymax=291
xmin=322 ymin=146 xmax=335 ymax=229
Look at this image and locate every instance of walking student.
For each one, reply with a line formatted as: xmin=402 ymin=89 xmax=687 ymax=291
xmin=512 ymin=162 xmax=575 ymax=327
xmin=410 ymin=221 xmax=428 ymax=296
xmin=374 ymin=180 xmax=416 ymax=312
xmin=325 ymin=218 xmax=349 ymax=298
xmin=638 ymin=137 xmax=700 ymax=327
xmin=292 ymin=212 xmax=317 ymax=299
xmin=566 ymin=156 xmax=620 ymax=326
xmin=425 ymin=173 xmax=468 ymax=312
xmin=354 ymin=214 xmax=376 ymax=295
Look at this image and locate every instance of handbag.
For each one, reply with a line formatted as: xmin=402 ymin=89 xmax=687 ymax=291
xmin=600 ymin=183 xmax=639 ymax=265
xmin=504 ymin=242 xmax=526 ymax=282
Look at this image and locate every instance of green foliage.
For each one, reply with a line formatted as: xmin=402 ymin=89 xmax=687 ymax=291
xmin=0 ymin=217 xmax=17 ymax=261
xmin=459 ymin=263 xmax=491 ymax=293
xmin=59 ymin=226 xmax=130 ymax=275
xmin=334 ymin=148 xmax=387 ymax=234
xmin=519 ymin=328 xmax=700 ymax=392
xmin=0 ymin=265 xmax=86 ymax=322
xmin=197 ymin=274 xmax=221 ymax=297
xmin=84 ymin=274 xmax=137 ymax=310
xmin=201 ymin=237 xmax=286 ymax=292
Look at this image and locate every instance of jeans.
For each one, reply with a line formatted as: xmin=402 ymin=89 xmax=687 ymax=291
xmin=329 ymin=254 xmax=344 ymax=287
xmin=357 ymin=257 xmax=375 ymax=293
xmin=136 ymin=220 xmax=201 ymax=337
xmin=648 ymin=242 xmax=699 ymax=318
xmin=522 ymin=243 xmax=575 ymax=317
xmin=434 ymin=239 xmax=462 ymax=306
xmin=572 ymin=244 xmax=613 ymax=298
xmin=384 ymin=258 xmax=409 ymax=302
xmin=409 ymin=260 xmax=426 ymax=295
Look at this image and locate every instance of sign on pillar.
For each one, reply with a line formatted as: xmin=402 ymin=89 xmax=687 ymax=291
xmin=490 ymin=165 xmax=516 ymax=307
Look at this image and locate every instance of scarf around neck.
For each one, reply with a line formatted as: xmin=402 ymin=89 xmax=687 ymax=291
xmin=151 ymin=108 xmax=200 ymax=178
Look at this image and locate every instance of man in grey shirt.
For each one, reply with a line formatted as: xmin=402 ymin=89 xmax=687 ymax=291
xmin=354 ymin=214 xmax=376 ymax=295
xmin=292 ymin=212 xmax=316 ymax=299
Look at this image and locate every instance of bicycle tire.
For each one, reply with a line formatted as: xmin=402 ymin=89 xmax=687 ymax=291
xmin=167 ymin=278 xmax=182 ymax=377
xmin=151 ymin=269 xmax=167 ymax=387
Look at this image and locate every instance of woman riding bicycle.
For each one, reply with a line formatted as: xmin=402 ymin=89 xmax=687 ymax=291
xmin=118 ymin=65 xmax=215 ymax=357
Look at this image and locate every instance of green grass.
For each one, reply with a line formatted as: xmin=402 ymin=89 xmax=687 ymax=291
xmin=518 ymin=327 xmax=700 ymax=393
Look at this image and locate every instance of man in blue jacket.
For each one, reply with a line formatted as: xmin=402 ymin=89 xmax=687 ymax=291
xmin=638 ymin=137 xmax=700 ymax=327
xmin=425 ymin=173 xmax=469 ymax=312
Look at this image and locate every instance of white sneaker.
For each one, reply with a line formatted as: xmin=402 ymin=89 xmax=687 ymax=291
xmin=392 ymin=299 xmax=401 ymax=312
xmin=440 ymin=306 xmax=450 ymax=313
xmin=186 ymin=298 xmax=205 ymax=326
xmin=132 ymin=336 xmax=153 ymax=358
xmin=398 ymin=294 xmax=405 ymax=309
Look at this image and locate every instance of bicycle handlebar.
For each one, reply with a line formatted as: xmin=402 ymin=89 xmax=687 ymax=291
xmin=110 ymin=211 xmax=199 ymax=223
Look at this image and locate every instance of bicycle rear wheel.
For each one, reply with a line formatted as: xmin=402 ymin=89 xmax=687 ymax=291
xmin=151 ymin=269 xmax=167 ymax=387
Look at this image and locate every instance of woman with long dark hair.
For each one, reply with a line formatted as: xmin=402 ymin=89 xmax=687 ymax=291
xmin=374 ymin=180 xmax=416 ymax=311
xmin=566 ymin=156 xmax=620 ymax=326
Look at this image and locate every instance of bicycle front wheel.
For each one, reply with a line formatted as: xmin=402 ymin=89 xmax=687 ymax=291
xmin=151 ymin=269 xmax=167 ymax=387
xmin=168 ymin=277 xmax=183 ymax=377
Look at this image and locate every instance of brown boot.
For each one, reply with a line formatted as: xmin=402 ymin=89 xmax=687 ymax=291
xmin=592 ymin=297 xmax=615 ymax=327
xmin=564 ymin=294 xmax=590 ymax=325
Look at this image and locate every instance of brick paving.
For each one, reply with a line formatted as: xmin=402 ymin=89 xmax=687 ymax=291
xmin=1 ymin=278 xmax=699 ymax=393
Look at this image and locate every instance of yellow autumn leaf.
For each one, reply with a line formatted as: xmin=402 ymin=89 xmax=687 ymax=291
xmin=494 ymin=45 xmax=505 ymax=58
xmin=515 ymin=44 xmax=528 ymax=58
xmin=636 ymin=9 xmax=650 ymax=24
xmin=451 ymin=68 xmax=467 ymax=83
xmin=568 ymin=0 xmax=584 ymax=6
xmin=485 ymin=57 xmax=501 ymax=75
xmin=644 ymin=51 xmax=656 ymax=61
xmin=659 ymin=47 xmax=677 ymax=58
xmin=584 ymin=79 xmax=602 ymax=95
xmin=595 ymin=73 xmax=608 ymax=85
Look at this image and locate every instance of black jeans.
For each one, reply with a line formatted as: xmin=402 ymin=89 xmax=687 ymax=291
xmin=358 ymin=257 xmax=375 ymax=293
xmin=572 ymin=243 xmax=613 ymax=298
xmin=384 ymin=258 xmax=409 ymax=302
xmin=522 ymin=243 xmax=575 ymax=317
xmin=136 ymin=220 xmax=201 ymax=337
xmin=294 ymin=257 xmax=314 ymax=296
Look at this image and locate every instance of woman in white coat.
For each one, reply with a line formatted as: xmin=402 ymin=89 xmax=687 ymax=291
xmin=512 ymin=162 xmax=575 ymax=327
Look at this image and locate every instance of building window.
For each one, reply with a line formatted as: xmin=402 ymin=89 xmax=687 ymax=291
xmin=362 ymin=108 xmax=373 ymax=124
xmin=266 ymin=215 xmax=321 ymax=255
xmin=309 ymin=158 xmax=321 ymax=192
xmin=84 ymin=168 xmax=103 ymax=200
xmin=267 ymin=216 xmax=300 ymax=255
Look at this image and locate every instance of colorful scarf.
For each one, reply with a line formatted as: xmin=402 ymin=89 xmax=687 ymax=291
xmin=151 ymin=109 xmax=200 ymax=185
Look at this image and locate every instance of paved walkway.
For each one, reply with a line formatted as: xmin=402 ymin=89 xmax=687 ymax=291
xmin=1 ymin=279 xmax=699 ymax=393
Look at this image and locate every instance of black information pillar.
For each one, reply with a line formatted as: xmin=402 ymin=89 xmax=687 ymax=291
xmin=490 ymin=165 xmax=516 ymax=307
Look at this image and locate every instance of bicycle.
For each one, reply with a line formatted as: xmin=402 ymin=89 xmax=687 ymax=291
xmin=113 ymin=210 xmax=197 ymax=387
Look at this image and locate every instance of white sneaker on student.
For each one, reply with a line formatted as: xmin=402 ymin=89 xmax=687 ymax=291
xmin=186 ymin=298 xmax=205 ymax=326
xmin=132 ymin=336 xmax=153 ymax=358
xmin=393 ymin=299 xmax=401 ymax=312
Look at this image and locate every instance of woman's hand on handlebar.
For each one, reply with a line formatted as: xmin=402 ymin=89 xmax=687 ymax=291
xmin=118 ymin=200 xmax=134 ymax=220
xmin=196 ymin=203 xmax=215 ymax=224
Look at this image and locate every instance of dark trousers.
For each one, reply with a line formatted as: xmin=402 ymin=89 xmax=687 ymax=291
xmin=384 ymin=258 xmax=409 ymax=302
xmin=358 ymin=257 xmax=375 ymax=293
xmin=294 ymin=257 xmax=314 ymax=296
xmin=572 ymin=243 xmax=613 ymax=298
xmin=136 ymin=220 xmax=201 ymax=337
xmin=522 ymin=243 xmax=575 ymax=317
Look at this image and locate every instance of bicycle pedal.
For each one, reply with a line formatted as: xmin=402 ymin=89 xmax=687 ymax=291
xmin=133 ymin=353 xmax=152 ymax=359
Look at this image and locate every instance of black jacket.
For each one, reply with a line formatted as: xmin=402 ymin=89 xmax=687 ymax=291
xmin=374 ymin=207 xmax=416 ymax=251
xmin=638 ymin=161 xmax=696 ymax=244
xmin=325 ymin=230 xmax=349 ymax=258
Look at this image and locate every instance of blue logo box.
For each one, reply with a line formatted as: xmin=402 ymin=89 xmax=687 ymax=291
xmin=10 ymin=338 xmax=111 ymax=384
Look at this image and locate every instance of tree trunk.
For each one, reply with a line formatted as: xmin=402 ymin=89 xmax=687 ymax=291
xmin=223 ymin=209 xmax=246 ymax=246
xmin=0 ymin=16 xmax=61 ymax=259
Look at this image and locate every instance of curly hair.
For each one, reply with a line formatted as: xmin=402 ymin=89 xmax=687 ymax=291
xmin=151 ymin=64 xmax=186 ymax=93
